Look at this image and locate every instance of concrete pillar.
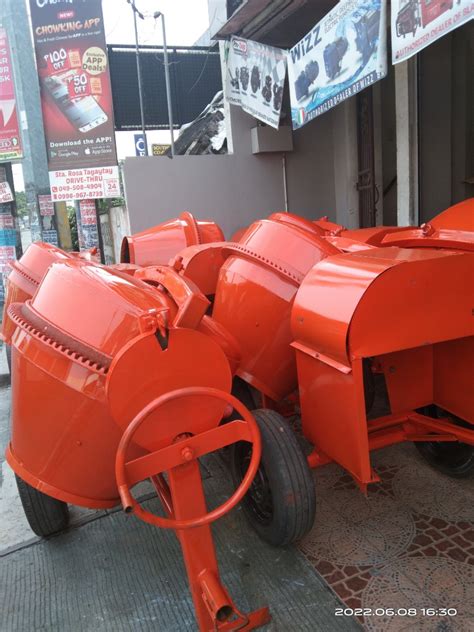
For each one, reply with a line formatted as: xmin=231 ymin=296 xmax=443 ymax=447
xmin=332 ymin=99 xmax=359 ymax=229
xmin=395 ymin=59 xmax=418 ymax=226
xmin=2 ymin=0 xmax=56 ymax=241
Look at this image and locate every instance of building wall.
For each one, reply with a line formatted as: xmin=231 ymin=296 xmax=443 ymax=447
xmin=286 ymin=110 xmax=338 ymax=221
xmin=380 ymin=64 xmax=398 ymax=226
xmin=418 ymin=24 xmax=473 ymax=222
xmin=123 ymin=154 xmax=286 ymax=238
xmin=226 ymin=103 xmax=341 ymax=222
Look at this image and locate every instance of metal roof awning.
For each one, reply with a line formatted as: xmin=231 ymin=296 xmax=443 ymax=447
xmin=213 ymin=0 xmax=308 ymax=42
xmin=213 ymin=0 xmax=337 ymax=49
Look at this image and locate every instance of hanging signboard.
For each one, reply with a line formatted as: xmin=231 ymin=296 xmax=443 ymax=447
xmin=225 ymin=37 xmax=287 ymax=129
xmin=152 ymin=144 xmax=170 ymax=156
xmin=134 ymin=134 xmax=146 ymax=156
xmin=0 ymin=28 xmax=23 ymax=162
xmin=29 ymin=0 xmax=119 ymax=201
xmin=38 ymin=194 xmax=54 ymax=216
xmin=288 ymin=0 xmax=387 ymax=129
xmin=79 ymin=198 xmax=97 ymax=225
xmin=0 ymin=181 xmax=13 ymax=204
xmin=42 ymin=229 xmax=59 ymax=246
xmin=392 ymin=0 xmax=473 ymax=63
xmin=0 ymin=214 xmax=14 ymax=229
xmin=78 ymin=199 xmax=100 ymax=252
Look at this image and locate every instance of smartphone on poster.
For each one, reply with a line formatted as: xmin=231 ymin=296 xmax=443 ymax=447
xmin=43 ymin=70 xmax=108 ymax=133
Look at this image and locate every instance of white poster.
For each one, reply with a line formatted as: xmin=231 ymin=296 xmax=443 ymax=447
xmin=0 ymin=181 xmax=13 ymax=204
xmin=225 ymin=37 xmax=287 ymax=129
xmin=49 ymin=165 xmax=120 ymax=202
xmin=38 ymin=194 xmax=54 ymax=216
xmin=392 ymin=0 xmax=473 ymax=63
xmin=288 ymin=0 xmax=387 ymax=129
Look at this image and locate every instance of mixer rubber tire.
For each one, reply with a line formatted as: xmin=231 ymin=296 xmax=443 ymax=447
xmin=230 ymin=409 xmax=316 ymax=547
xmin=16 ymin=475 xmax=69 ymax=537
xmin=415 ymin=407 xmax=474 ymax=478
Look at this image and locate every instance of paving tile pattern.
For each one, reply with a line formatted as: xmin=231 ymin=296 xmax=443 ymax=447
xmin=299 ymin=444 xmax=474 ymax=631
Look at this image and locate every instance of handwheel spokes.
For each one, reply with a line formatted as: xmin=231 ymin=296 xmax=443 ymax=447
xmin=115 ymin=386 xmax=270 ymax=630
xmin=115 ymin=386 xmax=262 ymax=530
xmin=125 ymin=420 xmax=253 ymax=487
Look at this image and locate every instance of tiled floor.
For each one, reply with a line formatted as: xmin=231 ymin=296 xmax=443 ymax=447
xmin=299 ymin=443 xmax=474 ymax=631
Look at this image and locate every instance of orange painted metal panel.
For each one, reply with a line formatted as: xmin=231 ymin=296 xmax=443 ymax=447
xmin=433 ymin=336 xmax=474 ymax=423
xmin=292 ymin=247 xmax=473 ymax=368
xmin=212 ymin=216 xmax=339 ymax=400
xmin=296 ymin=352 xmax=374 ymax=486
xmin=379 ymin=346 xmax=434 ymax=414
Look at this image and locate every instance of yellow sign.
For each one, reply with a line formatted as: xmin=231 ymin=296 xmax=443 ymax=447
xmin=82 ymin=47 xmax=107 ymax=75
xmin=152 ymin=144 xmax=171 ymax=156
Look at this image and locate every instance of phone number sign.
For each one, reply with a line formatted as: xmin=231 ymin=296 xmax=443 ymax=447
xmin=49 ymin=165 xmax=120 ymax=202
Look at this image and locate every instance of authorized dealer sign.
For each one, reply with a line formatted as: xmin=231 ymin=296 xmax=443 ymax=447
xmin=30 ymin=0 xmax=119 ymax=201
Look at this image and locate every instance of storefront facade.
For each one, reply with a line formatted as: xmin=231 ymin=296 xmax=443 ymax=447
xmin=215 ymin=0 xmax=473 ymax=227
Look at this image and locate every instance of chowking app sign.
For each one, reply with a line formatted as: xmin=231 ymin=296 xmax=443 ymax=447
xmin=30 ymin=0 xmax=120 ymax=201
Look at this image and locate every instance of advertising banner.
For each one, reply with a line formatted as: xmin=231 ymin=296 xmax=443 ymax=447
xmin=0 ymin=243 xmax=16 ymax=302
xmin=38 ymin=194 xmax=54 ymax=216
xmin=392 ymin=0 xmax=473 ymax=63
xmin=0 ymin=214 xmax=15 ymax=229
xmin=0 ymin=28 xmax=23 ymax=161
xmin=79 ymin=198 xmax=97 ymax=225
xmin=77 ymin=199 xmax=100 ymax=251
xmin=0 ymin=181 xmax=13 ymax=204
xmin=225 ymin=37 xmax=287 ymax=129
xmin=49 ymin=164 xmax=120 ymax=201
xmin=134 ymin=134 xmax=146 ymax=156
xmin=42 ymin=229 xmax=59 ymax=246
xmin=288 ymin=0 xmax=387 ymax=129
xmin=29 ymin=0 xmax=119 ymax=200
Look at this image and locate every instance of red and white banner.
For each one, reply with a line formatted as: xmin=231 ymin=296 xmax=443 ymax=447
xmin=0 ymin=180 xmax=13 ymax=203
xmin=0 ymin=28 xmax=23 ymax=161
xmin=79 ymin=199 xmax=97 ymax=225
xmin=30 ymin=0 xmax=119 ymax=200
xmin=0 ymin=245 xmax=16 ymax=274
xmin=78 ymin=198 xmax=100 ymax=251
xmin=0 ymin=214 xmax=14 ymax=229
xmin=38 ymin=194 xmax=54 ymax=216
xmin=392 ymin=0 xmax=473 ymax=63
xmin=49 ymin=165 xmax=120 ymax=202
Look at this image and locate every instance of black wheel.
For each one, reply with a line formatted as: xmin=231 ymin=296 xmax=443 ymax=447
xmin=5 ymin=344 xmax=11 ymax=374
xmin=230 ymin=409 xmax=316 ymax=547
xmin=16 ymin=475 xmax=69 ymax=536
xmin=415 ymin=408 xmax=474 ymax=478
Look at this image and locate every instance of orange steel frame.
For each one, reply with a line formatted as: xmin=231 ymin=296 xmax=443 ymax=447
xmin=114 ymin=387 xmax=270 ymax=631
